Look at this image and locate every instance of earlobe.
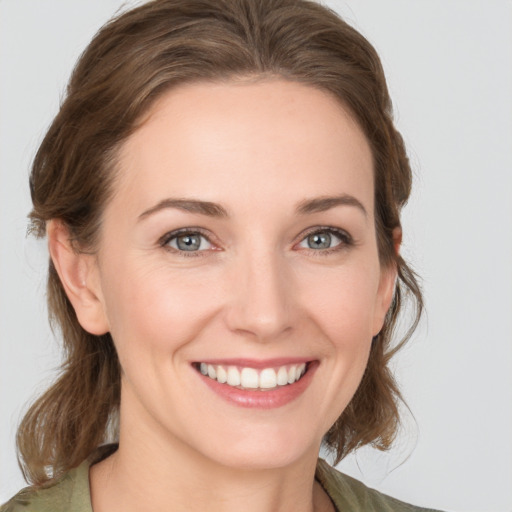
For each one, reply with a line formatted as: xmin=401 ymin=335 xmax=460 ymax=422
xmin=393 ymin=226 xmax=402 ymax=257
xmin=372 ymin=227 xmax=401 ymax=335
xmin=372 ymin=264 xmax=397 ymax=335
xmin=47 ymin=220 xmax=110 ymax=335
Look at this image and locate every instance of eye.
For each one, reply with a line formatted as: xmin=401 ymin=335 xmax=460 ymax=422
xmin=161 ymin=229 xmax=213 ymax=253
xmin=297 ymin=227 xmax=351 ymax=253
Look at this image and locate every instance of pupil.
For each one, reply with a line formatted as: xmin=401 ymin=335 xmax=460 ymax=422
xmin=177 ymin=234 xmax=200 ymax=251
xmin=308 ymin=232 xmax=331 ymax=249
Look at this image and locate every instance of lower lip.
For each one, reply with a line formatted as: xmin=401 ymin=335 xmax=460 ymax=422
xmin=195 ymin=362 xmax=318 ymax=409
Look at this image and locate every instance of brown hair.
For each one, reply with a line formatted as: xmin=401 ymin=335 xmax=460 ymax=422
xmin=20 ymin=0 xmax=422 ymax=485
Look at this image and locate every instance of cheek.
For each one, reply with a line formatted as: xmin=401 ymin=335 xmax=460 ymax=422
xmin=100 ymin=259 xmax=222 ymax=360
xmin=293 ymin=264 xmax=381 ymax=427
xmin=300 ymin=263 xmax=381 ymax=343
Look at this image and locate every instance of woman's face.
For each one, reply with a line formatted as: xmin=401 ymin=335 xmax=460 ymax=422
xmin=88 ymin=79 xmax=396 ymax=469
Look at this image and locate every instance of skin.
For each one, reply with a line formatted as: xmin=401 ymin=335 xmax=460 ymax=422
xmin=49 ymin=79 xmax=397 ymax=512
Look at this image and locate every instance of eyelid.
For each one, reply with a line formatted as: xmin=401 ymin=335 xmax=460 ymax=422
xmin=158 ymin=225 xmax=354 ymax=257
xmin=294 ymin=226 xmax=353 ymax=253
xmin=159 ymin=227 xmax=219 ymax=256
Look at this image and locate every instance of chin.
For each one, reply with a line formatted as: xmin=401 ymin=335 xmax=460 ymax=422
xmin=189 ymin=423 xmax=321 ymax=471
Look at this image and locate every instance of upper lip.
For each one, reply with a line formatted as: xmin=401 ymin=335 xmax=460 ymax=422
xmin=192 ymin=357 xmax=314 ymax=369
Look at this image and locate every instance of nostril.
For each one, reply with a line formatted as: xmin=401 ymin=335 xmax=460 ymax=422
xmin=223 ymin=261 xmax=296 ymax=340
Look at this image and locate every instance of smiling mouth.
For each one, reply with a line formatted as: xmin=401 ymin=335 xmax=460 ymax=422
xmin=193 ymin=362 xmax=309 ymax=391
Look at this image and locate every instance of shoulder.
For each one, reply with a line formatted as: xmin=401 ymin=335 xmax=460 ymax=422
xmin=0 ymin=463 xmax=91 ymax=512
xmin=0 ymin=476 xmax=73 ymax=512
xmin=0 ymin=445 xmax=116 ymax=512
xmin=316 ymin=458 xmax=446 ymax=512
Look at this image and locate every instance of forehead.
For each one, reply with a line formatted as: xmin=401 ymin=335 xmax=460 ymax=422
xmin=113 ymin=79 xmax=374 ymax=218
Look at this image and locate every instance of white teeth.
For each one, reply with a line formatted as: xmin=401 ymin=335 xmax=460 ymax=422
xmin=216 ymin=366 xmax=227 ymax=384
xmin=287 ymin=365 xmax=297 ymax=384
xmin=259 ymin=368 xmax=277 ymax=389
xmin=207 ymin=364 xmax=216 ymax=379
xmin=240 ymin=368 xmax=259 ymax=388
xmin=227 ymin=366 xmax=241 ymax=386
xmin=198 ymin=362 xmax=308 ymax=390
xmin=277 ymin=366 xmax=288 ymax=385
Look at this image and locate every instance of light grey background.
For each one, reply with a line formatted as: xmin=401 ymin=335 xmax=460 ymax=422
xmin=1 ymin=1 xmax=511 ymax=511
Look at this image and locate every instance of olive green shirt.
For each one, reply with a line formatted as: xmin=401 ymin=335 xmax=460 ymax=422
xmin=1 ymin=455 xmax=444 ymax=512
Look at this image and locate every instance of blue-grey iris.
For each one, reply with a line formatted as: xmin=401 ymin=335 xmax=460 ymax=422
xmin=176 ymin=234 xmax=201 ymax=251
xmin=308 ymin=232 xmax=331 ymax=249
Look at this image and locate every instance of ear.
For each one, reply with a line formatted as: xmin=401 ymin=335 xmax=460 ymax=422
xmin=372 ymin=227 xmax=401 ymax=335
xmin=47 ymin=220 xmax=110 ymax=335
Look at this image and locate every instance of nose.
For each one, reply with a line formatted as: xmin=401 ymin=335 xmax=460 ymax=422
xmin=224 ymin=247 xmax=296 ymax=342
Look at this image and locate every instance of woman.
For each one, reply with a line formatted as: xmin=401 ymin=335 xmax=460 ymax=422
xmin=2 ymin=0 xmax=442 ymax=510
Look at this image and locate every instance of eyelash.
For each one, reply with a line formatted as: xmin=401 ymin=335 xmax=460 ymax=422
xmin=298 ymin=226 xmax=353 ymax=256
xmin=159 ymin=226 xmax=353 ymax=258
xmin=159 ymin=227 xmax=214 ymax=258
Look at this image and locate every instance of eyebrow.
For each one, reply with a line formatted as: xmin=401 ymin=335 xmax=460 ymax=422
xmin=138 ymin=198 xmax=229 ymax=220
xmin=138 ymin=194 xmax=367 ymax=221
xmin=295 ymin=194 xmax=367 ymax=218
